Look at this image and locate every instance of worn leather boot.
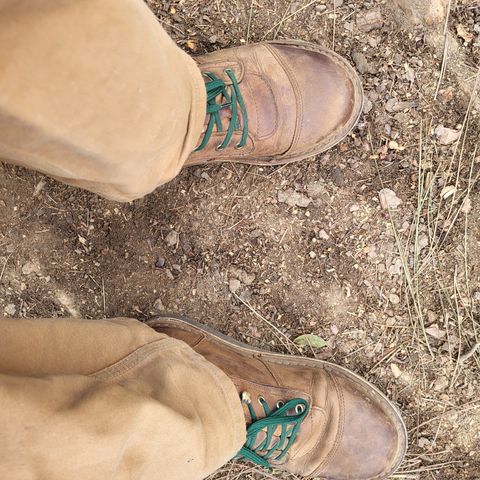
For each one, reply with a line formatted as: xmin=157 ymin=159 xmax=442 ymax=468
xmin=148 ymin=314 xmax=407 ymax=480
xmin=185 ymin=40 xmax=363 ymax=167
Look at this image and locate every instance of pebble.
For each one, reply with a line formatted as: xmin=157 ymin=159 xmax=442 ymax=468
xmin=435 ymin=125 xmax=462 ymax=145
xmin=389 ymin=293 xmax=400 ymax=304
xmin=4 ymin=304 xmax=16 ymax=315
xmin=318 ymin=229 xmax=330 ymax=240
xmin=165 ymin=230 xmax=179 ymax=247
xmin=390 ymin=363 xmax=402 ymax=379
xmin=418 ymin=233 xmax=429 ymax=250
xmin=363 ymin=98 xmax=373 ymax=114
xmin=22 ymin=260 xmax=40 ymax=276
xmin=155 ymin=256 xmax=166 ymax=268
xmin=356 ymin=8 xmax=384 ymax=32
xmin=379 ymin=188 xmax=402 ymax=210
xmin=229 ymin=278 xmax=241 ymax=293
xmin=278 ymin=189 xmax=311 ymax=208
xmin=331 ymin=166 xmax=345 ymax=187
xmin=153 ymin=298 xmax=165 ymax=311
xmin=434 ymin=376 xmax=449 ymax=391
xmin=352 ymin=52 xmax=376 ymax=74
xmin=426 ymin=323 xmax=446 ymax=339
xmin=229 ymin=267 xmax=255 ymax=286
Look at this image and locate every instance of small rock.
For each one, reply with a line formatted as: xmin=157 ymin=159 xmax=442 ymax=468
xmin=4 ymin=304 xmax=16 ymax=315
xmin=418 ymin=437 xmax=431 ymax=448
xmin=418 ymin=233 xmax=429 ymax=250
xmin=333 ymin=0 xmax=343 ymax=7
xmin=229 ymin=267 xmax=255 ymax=286
xmin=389 ymin=293 xmax=400 ymax=305
xmin=426 ymin=323 xmax=446 ymax=340
xmin=153 ymin=298 xmax=165 ymax=311
xmin=22 ymin=260 xmax=41 ymax=276
xmin=179 ymin=233 xmax=194 ymax=256
xmin=331 ymin=166 xmax=345 ymax=187
xmin=379 ymin=188 xmax=402 ymax=210
xmin=390 ymin=363 xmax=402 ymax=379
xmin=439 ymin=88 xmax=454 ymax=104
xmin=352 ymin=52 xmax=376 ymax=74
xmin=165 ymin=230 xmax=179 ymax=247
xmin=386 ymin=317 xmax=396 ymax=327
xmin=363 ymin=98 xmax=373 ymax=114
xmin=433 ymin=376 xmax=449 ymax=391
xmin=229 ymin=278 xmax=241 ymax=294
xmin=331 ymin=324 xmax=339 ymax=335
xmin=456 ymin=24 xmax=474 ymax=44
xmin=388 ymin=258 xmax=403 ymax=276
xmin=155 ymin=256 xmax=166 ymax=268
xmin=278 ymin=189 xmax=311 ymax=208
xmin=461 ymin=197 xmax=472 ymax=214
xmin=435 ymin=125 xmax=461 ymax=145
xmin=318 ymin=229 xmax=330 ymax=240
xmin=356 ymin=8 xmax=384 ymax=32
xmin=440 ymin=185 xmax=456 ymax=199
xmin=307 ymin=181 xmax=327 ymax=198
xmin=238 ymin=288 xmax=252 ymax=303
xmin=385 ymin=98 xmax=398 ymax=113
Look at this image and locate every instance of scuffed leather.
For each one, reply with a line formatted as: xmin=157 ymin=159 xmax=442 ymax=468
xmin=186 ymin=40 xmax=363 ymax=166
xmin=150 ymin=316 xmax=407 ymax=480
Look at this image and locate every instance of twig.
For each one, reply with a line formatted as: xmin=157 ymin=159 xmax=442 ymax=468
xmin=0 ymin=253 xmax=13 ymax=282
xmin=459 ymin=342 xmax=480 ymax=363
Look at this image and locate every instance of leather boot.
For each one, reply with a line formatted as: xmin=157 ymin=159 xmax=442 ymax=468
xmin=185 ymin=40 xmax=363 ymax=167
xmin=148 ymin=314 xmax=407 ymax=480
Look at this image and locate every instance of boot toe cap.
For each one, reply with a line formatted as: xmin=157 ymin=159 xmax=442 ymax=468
xmin=317 ymin=372 xmax=407 ymax=480
xmin=271 ymin=42 xmax=363 ymax=157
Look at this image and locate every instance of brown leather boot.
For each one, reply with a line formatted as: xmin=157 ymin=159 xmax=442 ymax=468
xmin=185 ymin=40 xmax=363 ymax=167
xmin=147 ymin=314 xmax=407 ymax=480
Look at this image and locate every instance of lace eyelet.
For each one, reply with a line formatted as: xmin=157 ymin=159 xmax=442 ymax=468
xmin=224 ymin=68 xmax=233 ymax=74
xmin=295 ymin=404 xmax=305 ymax=414
xmin=241 ymin=391 xmax=252 ymax=404
xmin=216 ymin=144 xmax=225 ymax=151
xmin=276 ymin=400 xmax=285 ymax=409
xmin=235 ymin=144 xmax=245 ymax=150
xmin=257 ymin=395 xmax=266 ymax=405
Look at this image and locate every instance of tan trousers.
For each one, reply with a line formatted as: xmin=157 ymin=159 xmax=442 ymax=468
xmin=0 ymin=317 xmax=246 ymax=480
xmin=0 ymin=0 xmax=206 ymax=201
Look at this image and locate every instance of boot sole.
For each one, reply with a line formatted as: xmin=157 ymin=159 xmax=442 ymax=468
xmin=186 ymin=39 xmax=364 ymax=168
xmin=147 ymin=312 xmax=408 ymax=480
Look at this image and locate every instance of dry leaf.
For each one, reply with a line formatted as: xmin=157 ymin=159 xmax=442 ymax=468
xmin=294 ymin=334 xmax=328 ymax=349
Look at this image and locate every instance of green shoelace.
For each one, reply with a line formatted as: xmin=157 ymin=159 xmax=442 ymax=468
xmin=237 ymin=392 xmax=309 ymax=469
xmin=195 ymin=69 xmax=248 ymax=152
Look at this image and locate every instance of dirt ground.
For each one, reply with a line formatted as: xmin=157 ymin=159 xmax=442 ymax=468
xmin=1 ymin=0 xmax=479 ymax=479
